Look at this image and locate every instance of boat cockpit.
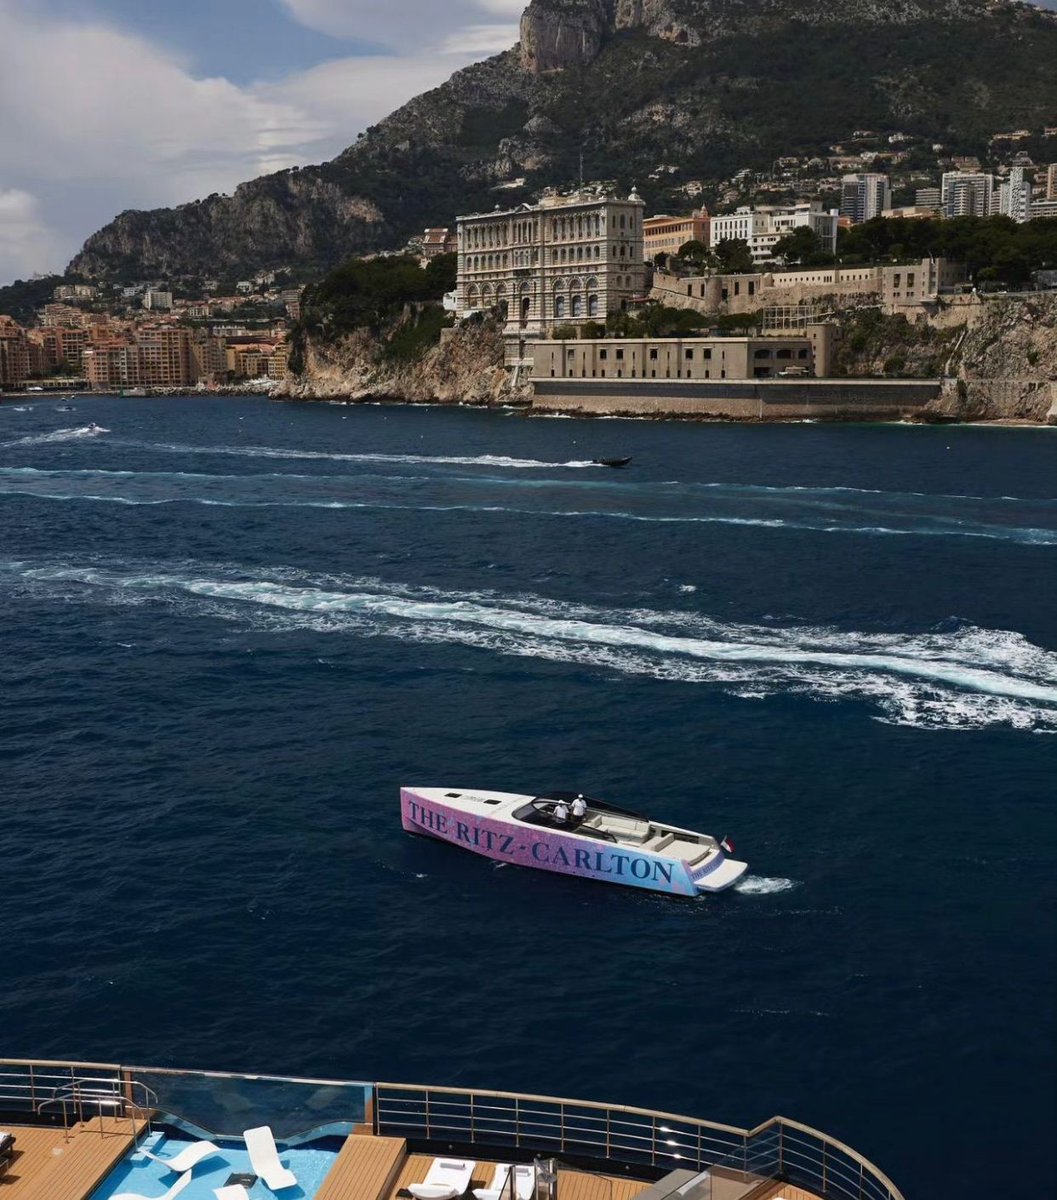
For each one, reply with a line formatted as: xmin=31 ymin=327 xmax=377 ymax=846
xmin=512 ymin=791 xmax=719 ymax=862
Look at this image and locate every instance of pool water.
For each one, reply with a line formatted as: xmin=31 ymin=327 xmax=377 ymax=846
xmin=88 ymin=1132 xmax=341 ymax=1200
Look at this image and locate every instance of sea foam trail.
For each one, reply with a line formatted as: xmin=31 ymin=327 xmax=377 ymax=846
xmin=13 ymin=563 xmax=1057 ymax=732
xmin=1 ymin=425 xmax=109 ymax=448
xmin=2 ymin=468 xmax=1055 ymax=544
xmin=110 ymin=440 xmax=597 ymax=469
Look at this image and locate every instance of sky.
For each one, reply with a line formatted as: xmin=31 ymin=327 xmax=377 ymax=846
xmin=0 ymin=0 xmax=526 ymax=285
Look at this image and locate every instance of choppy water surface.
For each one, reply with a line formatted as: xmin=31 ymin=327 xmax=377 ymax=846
xmin=2 ymin=397 xmax=1055 ymax=1198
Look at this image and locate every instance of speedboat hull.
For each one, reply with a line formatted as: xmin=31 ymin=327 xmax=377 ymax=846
xmin=401 ymin=788 xmax=747 ymax=896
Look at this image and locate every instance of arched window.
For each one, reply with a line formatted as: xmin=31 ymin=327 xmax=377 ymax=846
xmin=571 ymin=295 xmax=583 ymax=318
xmin=588 ymin=294 xmax=598 ymax=317
xmin=467 ymin=285 xmax=479 ymax=307
xmin=555 ymin=295 xmax=565 ymax=319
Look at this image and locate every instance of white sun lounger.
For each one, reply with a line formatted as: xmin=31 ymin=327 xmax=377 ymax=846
xmin=214 ymin=1187 xmax=252 ymax=1200
xmin=408 ymin=1157 xmax=478 ymax=1200
xmin=473 ymin=1163 xmax=535 ymax=1200
xmin=143 ymin=1140 xmax=221 ymax=1174
xmin=244 ymin=1125 xmax=298 ymax=1191
xmin=112 ymin=1169 xmax=193 ymax=1200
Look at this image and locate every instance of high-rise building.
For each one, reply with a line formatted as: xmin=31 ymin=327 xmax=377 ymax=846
xmin=1046 ymin=163 xmax=1057 ymax=202
xmin=0 ymin=316 xmax=31 ymax=386
xmin=710 ymin=203 xmax=839 ymax=263
xmin=456 ymin=185 xmax=646 ymax=340
xmin=940 ymin=171 xmax=995 ymax=218
xmin=839 ymin=174 xmax=892 ymax=223
xmin=914 ymin=187 xmax=942 ymax=212
xmin=142 ymin=290 xmax=174 ymax=312
xmin=997 ymin=166 xmax=1031 ymax=224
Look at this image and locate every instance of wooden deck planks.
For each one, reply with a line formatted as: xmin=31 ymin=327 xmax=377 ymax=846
xmin=0 ymin=1118 xmax=143 ymax=1200
xmin=556 ymin=1166 xmax=650 ymax=1200
xmin=315 ymin=1134 xmax=408 ymax=1200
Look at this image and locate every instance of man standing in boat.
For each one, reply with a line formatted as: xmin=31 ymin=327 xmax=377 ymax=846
xmin=572 ymin=794 xmax=587 ymax=819
xmin=553 ymin=798 xmax=570 ymax=824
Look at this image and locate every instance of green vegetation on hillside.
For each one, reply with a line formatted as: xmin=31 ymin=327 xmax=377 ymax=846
xmin=838 ymin=216 xmax=1057 ymax=285
xmin=291 ymin=253 xmax=457 ymax=373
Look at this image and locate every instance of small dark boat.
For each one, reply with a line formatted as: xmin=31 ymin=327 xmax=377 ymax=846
xmin=593 ymin=456 xmax=632 ymax=468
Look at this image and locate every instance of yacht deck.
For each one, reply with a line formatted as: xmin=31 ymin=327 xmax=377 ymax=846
xmin=0 ymin=1118 xmax=142 ymax=1200
xmin=0 ymin=1113 xmax=824 ymax=1200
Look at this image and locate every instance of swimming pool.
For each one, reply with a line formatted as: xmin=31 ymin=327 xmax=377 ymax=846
xmin=88 ymin=1131 xmax=342 ymax=1200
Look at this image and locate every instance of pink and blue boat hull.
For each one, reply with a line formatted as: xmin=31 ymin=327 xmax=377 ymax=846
xmin=401 ymin=788 xmax=704 ymax=896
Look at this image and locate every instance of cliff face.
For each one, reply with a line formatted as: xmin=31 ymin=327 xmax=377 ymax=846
xmin=70 ymin=0 xmax=1057 ymax=280
xmin=281 ymin=320 xmax=523 ymax=405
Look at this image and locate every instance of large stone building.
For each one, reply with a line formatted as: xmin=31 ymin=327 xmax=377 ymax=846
xmin=709 ymin=203 xmax=838 ymax=263
xmin=455 ymin=185 xmax=646 ymax=341
xmin=652 ymin=257 xmax=965 ymax=317
xmin=643 ymin=209 xmax=710 ymax=262
xmin=531 ymin=334 xmax=820 ymax=382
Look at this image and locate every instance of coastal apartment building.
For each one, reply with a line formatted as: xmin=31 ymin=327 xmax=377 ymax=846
xmin=531 ymin=335 xmax=817 ymax=383
xmin=0 ymin=316 xmax=31 ymax=386
xmin=940 ymin=171 xmax=994 ymax=218
xmin=643 ymin=209 xmax=710 ymax=262
xmin=1048 ymin=163 xmax=1057 ymax=201
xmin=996 ymin=166 xmax=1030 ymax=223
xmin=455 ymin=185 xmax=647 ymax=340
xmin=839 ymin=174 xmax=891 ymax=224
xmin=709 ymin=203 xmax=839 ymax=263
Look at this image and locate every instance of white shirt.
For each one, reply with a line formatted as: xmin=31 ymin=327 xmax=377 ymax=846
xmin=554 ymin=803 xmax=569 ymax=822
xmin=571 ymin=798 xmax=587 ymax=817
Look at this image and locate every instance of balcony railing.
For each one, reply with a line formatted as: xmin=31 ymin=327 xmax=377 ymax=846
xmin=0 ymin=1061 xmax=904 ymax=1200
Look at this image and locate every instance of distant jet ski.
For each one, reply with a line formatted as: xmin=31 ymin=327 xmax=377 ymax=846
xmin=593 ymin=456 xmax=632 ymax=468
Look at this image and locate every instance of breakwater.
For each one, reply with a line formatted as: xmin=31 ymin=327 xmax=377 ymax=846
xmin=531 ymin=378 xmax=942 ymax=419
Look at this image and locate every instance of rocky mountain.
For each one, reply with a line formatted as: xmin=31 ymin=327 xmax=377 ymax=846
xmin=70 ymin=0 xmax=1057 ymax=280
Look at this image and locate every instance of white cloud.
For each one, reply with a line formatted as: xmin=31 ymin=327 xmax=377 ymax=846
xmin=0 ymin=0 xmax=520 ymax=284
xmin=0 ymin=190 xmax=60 ymax=278
xmin=278 ymin=0 xmax=521 ymax=52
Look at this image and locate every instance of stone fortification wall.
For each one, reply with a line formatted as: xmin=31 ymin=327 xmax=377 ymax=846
xmin=531 ymin=378 xmax=939 ymax=419
xmin=652 ymin=269 xmax=881 ymax=316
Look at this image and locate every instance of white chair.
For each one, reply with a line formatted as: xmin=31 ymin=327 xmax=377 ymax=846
xmin=112 ymin=1169 xmax=193 ymax=1200
xmin=473 ymin=1163 xmax=535 ymax=1200
xmin=408 ymin=1157 xmax=478 ymax=1200
xmin=143 ymin=1141 xmax=221 ymax=1174
xmin=214 ymin=1187 xmax=252 ymax=1200
xmin=244 ymin=1125 xmax=298 ymax=1191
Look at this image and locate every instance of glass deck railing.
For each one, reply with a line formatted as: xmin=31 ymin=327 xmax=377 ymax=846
xmin=0 ymin=1060 xmax=905 ymax=1200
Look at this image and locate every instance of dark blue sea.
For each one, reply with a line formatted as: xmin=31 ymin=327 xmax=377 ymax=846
xmin=2 ymin=396 xmax=1055 ymax=1200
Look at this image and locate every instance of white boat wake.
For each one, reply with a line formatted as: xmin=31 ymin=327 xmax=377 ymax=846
xmin=734 ymin=876 xmax=799 ymax=896
xmin=1 ymin=425 xmax=109 ymax=448
xmin=8 ymin=560 xmax=1057 ymax=732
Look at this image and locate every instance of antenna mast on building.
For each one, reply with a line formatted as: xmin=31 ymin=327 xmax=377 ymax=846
xmin=579 ymin=150 xmax=584 ymax=190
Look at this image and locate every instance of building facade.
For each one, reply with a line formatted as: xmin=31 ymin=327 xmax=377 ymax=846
xmin=839 ymin=174 xmax=892 ymax=224
xmin=643 ymin=209 xmax=710 ymax=261
xmin=709 ymin=203 xmax=839 ymax=263
xmin=455 ymin=186 xmax=646 ymax=340
xmin=940 ymin=171 xmax=995 ymax=218
xmin=531 ymin=335 xmax=817 ymax=382
xmin=996 ymin=166 xmax=1031 ymax=223
xmin=1047 ymin=163 xmax=1057 ymax=202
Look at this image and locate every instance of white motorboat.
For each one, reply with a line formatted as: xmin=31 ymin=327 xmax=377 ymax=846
xmin=401 ymin=787 xmax=747 ymax=896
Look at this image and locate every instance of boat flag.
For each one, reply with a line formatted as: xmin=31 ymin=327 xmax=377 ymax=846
xmin=720 ymin=836 xmax=735 ymax=855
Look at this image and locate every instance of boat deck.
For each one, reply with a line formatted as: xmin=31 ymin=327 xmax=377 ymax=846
xmin=0 ymin=1118 xmax=142 ymax=1200
xmin=0 ymin=1121 xmax=824 ymax=1200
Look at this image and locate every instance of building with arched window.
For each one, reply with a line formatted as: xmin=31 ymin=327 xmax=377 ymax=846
xmin=455 ymin=185 xmax=646 ymax=348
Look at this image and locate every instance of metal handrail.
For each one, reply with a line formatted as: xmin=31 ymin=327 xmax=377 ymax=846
xmin=34 ymin=1075 xmax=157 ymax=1143
xmin=0 ymin=1060 xmax=904 ymax=1200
